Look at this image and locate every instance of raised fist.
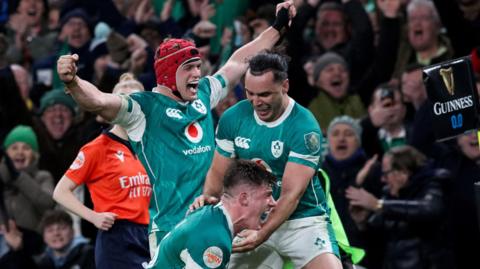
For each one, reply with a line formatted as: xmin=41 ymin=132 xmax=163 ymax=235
xmin=57 ymin=54 xmax=79 ymax=84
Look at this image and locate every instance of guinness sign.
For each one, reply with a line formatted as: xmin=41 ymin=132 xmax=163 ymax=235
xmin=423 ymin=57 xmax=480 ymax=141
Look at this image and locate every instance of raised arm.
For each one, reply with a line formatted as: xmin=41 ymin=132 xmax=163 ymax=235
xmin=53 ymin=175 xmax=117 ymax=231
xmin=57 ymin=54 xmax=122 ymax=122
xmin=204 ymin=152 xmax=233 ymax=198
xmin=215 ymin=0 xmax=296 ymax=86
xmin=233 ymin=162 xmax=315 ymax=252
xmin=189 ymin=152 xmax=233 ymax=211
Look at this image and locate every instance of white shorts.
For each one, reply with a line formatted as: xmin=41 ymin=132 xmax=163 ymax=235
xmin=228 ymin=215 xmax=339 ymax=269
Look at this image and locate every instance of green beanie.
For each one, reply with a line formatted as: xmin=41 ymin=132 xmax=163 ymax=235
xmin=39 ymin=89 xmax=77 ymax=116
xmin=3 ymin=125 xmax=39 ymax=152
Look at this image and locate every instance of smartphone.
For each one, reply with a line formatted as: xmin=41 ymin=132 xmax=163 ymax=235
xmin=380 ymin=88 xmax=394 ymax=107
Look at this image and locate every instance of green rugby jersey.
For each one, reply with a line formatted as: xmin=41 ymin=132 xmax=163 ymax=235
xmin=113 ymin=75 xmax=227 ymax=234
xmin=146 ymin=204 xmax=233 ymax=269
xmin=216 ymin=98 xmax=328 ymax=219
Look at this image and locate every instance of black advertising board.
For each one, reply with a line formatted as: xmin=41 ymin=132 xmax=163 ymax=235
xmin=423 ymin=56 xmax=480 ymax=141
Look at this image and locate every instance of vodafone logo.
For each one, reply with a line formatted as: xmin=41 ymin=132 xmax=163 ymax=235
xmin=70 ymin=151 xmax=85 ymax=170
xmin=185 ymin=121 xmax=203 ymax=143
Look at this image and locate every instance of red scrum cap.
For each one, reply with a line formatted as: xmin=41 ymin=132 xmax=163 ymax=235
xmin=154 ymin=39 xmax=200 ymax=92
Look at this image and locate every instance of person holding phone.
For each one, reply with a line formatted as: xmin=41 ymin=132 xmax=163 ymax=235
xmin=360 ymin=84 xmax=410 ymax=158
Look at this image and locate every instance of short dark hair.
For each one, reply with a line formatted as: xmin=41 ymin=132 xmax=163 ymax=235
xmin=386 ymin=145 xmax=427 ymax=173
xmin=40 ymin=209 xmax=73 ymax=233
xmin=318 ymin=1 xmax=345 ymax=16
xmin=248 ymin=51 xmax=289 ymax=83
xmin=224 ymin=160 xmax=276 ymax=191
xmin=316 ymin=1 xmax=350 ymax=31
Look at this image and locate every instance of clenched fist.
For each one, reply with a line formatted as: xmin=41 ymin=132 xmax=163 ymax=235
xmin=57 ymin=54 xmax=79 ymax=85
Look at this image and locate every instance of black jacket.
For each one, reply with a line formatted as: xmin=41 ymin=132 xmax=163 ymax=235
xmin=369 ymin=166 xmax=456 ymax=269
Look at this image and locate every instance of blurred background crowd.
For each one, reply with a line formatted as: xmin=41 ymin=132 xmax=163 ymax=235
xmin=0 ymin=0 xmax=479 ymax=268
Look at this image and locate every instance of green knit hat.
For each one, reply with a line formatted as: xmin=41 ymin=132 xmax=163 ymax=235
xmin=39 ymin=89 xmax=77 ymax=116
xmin=3 ymin=125 xmax=39 ymax=152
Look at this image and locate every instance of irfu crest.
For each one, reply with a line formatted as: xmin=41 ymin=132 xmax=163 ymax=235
xmin=271 ymin=140 xmax=284 ymax=158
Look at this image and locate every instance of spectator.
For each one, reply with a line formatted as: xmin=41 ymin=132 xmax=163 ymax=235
xmin=322 ymin=115 xmax=384 ymax=269
xmin=308 ymin=52 xmax=366 ymax=133
xmin=34 ymin=90 xmax=81 ymax=182
xmin=5 ymin=0 xmax=58 ymax=67
xmin=360 ymin=84 xmax=409 ymax=158
xmin=416 ymin=131 xmax=480 ymax=269
xmin=432 ymin=0 xmax=480 ymax=58
xmin=346 ymin=145 xmax=456 ymax=269
xmin=31 ymin=8 xmax=94 ymax=106
xmin=401 ymin=64 xmax=427 ymax=112
xmin=34 ymin=89 xmax=100 ymax=240
xmin=35 ymin=209 xmax=95 ymax=269
xmin=0 ymin=219 xmax=44 ymax=269
xmin=393 ymin=0 xmax=454 ymax=78
xmin=287 ymin=0 xmax=401 ymax=108
xmin=443 ymin=132 xmax=480 ymax=268
xmin=312 ymin=0 xmax=374 ymax=85
xmin=0 ymin=125 xmax=55 ymax=233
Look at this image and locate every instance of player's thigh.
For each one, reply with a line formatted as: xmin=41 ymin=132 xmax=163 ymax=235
xmin=303 ymin=253 xmax=342 ymax=269
xmin=228 ymin=243 xmax=283 ymax=269
xmin=277 ymin=216 xmax=340 ymax=269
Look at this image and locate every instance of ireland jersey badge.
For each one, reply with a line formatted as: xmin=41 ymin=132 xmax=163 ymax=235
xmin=271 ymin=140 xmax=284 ymax=158
xmin=304 ymin=132 xmax=321 ymax=154
xmin=192 ymin=99 xmax=207 ymax=114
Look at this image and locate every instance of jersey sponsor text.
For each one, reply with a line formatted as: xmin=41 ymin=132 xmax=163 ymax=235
xmin=119 ymin=172 xmax=151 ymax=198
xmin=182 ymin=145 xmax=212 ymax=155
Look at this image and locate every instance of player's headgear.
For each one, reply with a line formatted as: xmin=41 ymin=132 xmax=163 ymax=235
xmin=154 ymin=39 xmax=201 ymax=92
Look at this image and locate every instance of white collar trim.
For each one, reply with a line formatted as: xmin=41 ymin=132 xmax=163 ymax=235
xmin=253 ymin=97 xmax=294 ymax=128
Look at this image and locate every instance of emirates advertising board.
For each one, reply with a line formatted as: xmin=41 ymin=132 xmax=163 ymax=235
xmin=423 ymin=56 xmax=480 ymax=141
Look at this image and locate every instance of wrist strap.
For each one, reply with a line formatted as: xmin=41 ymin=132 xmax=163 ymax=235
xmin=272 ymin=8 xmax=290 ymax=33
